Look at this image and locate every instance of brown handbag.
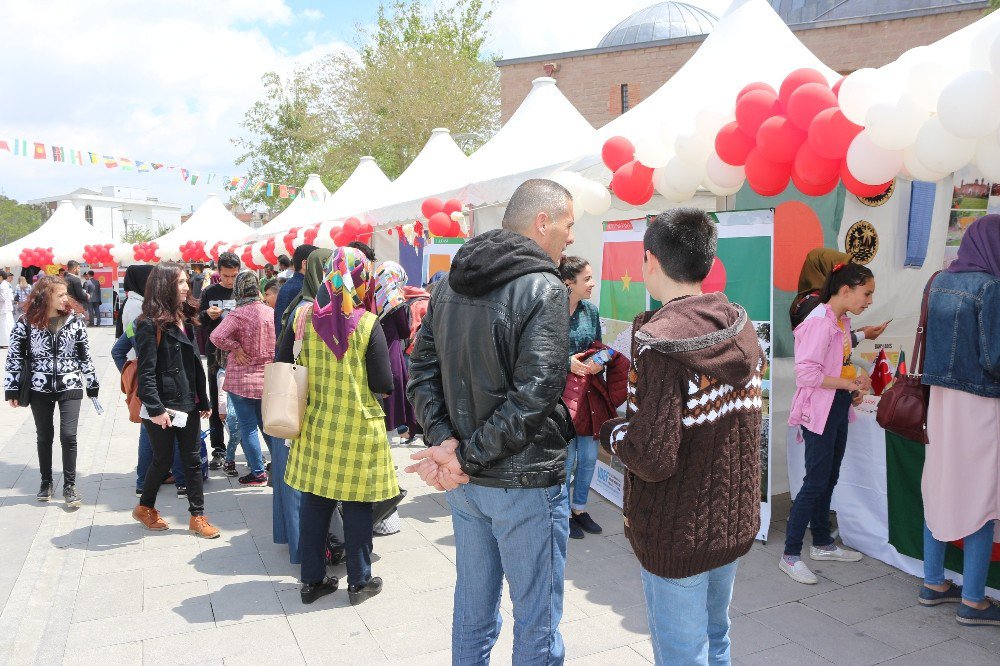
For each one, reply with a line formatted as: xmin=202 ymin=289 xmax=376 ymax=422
xmin=875 ymin=271 xmax=941 ymax=444
xmin=120 ymin=328 xmax=161 ymax=424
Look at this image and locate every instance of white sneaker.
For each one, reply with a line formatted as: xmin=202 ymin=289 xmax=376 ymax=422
xmin=779 ymin=558 xmax=818 ymax=584
xmin=810 ymin=544 xmax=862 ymax=562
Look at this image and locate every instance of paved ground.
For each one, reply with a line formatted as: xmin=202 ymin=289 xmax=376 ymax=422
xmin=0 ymin=327 xmax=998 ymax=665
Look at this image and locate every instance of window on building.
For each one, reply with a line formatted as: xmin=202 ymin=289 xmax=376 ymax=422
xmin=621 ymin=84 xmax=630 ymax=113
xmin=84 ymin=205 xmax=93 ymax=225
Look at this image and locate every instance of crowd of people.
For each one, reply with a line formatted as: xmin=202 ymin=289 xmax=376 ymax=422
xmin=1 ymin=180 xmax=998 ymax=663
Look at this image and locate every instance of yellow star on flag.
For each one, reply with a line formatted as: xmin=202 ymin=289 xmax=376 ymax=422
xmin=621 ymin=270 xmax=632 ymax=291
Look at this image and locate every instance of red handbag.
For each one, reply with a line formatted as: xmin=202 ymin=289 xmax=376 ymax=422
xmin=875 ymin=272 xmax=940 ymax=444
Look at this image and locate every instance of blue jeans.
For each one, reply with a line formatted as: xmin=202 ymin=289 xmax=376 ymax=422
xmin=137 ymin=424 xmax=185 ymax=491
xmin=785 ymin=390 xmax=852 ymax=557
xmin=565 ymin=435 xmax=598 ymax=512
xmin=227 ymin=393 xmax=278 ymax=475
xmin=641 ymin=560 xmax=739 ymax=665
xmin=223 ymin=400 xmax=242 ymax=463
xmin=446 ymin=483 xmax=569 ymax=666
xmin=299 ymin=492 xmax=373 ymax=586
xmin=924 ymin=520 xmax=996 ymax=604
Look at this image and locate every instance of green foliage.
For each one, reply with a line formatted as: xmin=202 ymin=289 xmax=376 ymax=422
xmin=991 ymin=0 xmax=999 ymax=12
xmin=122 ymin=221 xmax=174 ymax=244
xmin=0 ymin=195 xmax=46 ymax=247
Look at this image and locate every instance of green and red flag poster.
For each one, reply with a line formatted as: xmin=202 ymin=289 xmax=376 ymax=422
xmin=595 ymin=209 xmax=775 ymax=542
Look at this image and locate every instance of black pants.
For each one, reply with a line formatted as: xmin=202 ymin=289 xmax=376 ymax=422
xmin=88 ymin=302 xmax=101 ymax=326
xmin=206 ymin=358 xmax=225 ymax=455
xmin=140 ymin=411 xmax=205 ymax=515
xmin=29 ymin=392 xmax=81 ymax=485
xmin=300 ymin=493 xmax=374 ymax=587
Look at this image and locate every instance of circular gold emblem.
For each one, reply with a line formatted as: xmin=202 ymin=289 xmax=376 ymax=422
xmin=844 ymin=220 xmax=879 ymax=264
xmin=857 ymin=180 xmax=895 ymax=207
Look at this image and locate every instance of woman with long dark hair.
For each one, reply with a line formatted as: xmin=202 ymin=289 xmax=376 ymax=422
xmin=4 ymin=276 xmax=97 ymax=506
xmin=131 ymin=262 xmax=219 ymax=538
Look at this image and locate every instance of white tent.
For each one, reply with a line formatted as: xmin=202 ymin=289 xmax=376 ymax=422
xmin=154 ymin=194 xmax=256 ymax=261
xmin=0 ymin=200 xmax=116 ymax=266
xmin=322 ymin=156 xmax=392 ymax=222
xmin=251 ymin=173 xmax=332 ymax=239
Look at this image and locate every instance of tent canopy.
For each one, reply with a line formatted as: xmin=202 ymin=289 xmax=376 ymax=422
xmin=0 ymin=200 xmax=116 ymax=266
xmin=251 ymin=173 xmax=332 ymax=239
xmin=322 ymin=156 xmax=392 ymax=222
xmin=154 ymin=194 xmax=256 ymax=258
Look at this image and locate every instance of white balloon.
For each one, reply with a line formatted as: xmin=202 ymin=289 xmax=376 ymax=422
xmin=915 ymin=116 xmax=977 ymax=174
xmin=968 ymin=28 xmax=1000 ymax=74
xmin=908 ymin=57 xmax=962 ymax=112
xmin=674 ymin=133 xmax=711 ymax=168
xmin=846 ymin=130 xmax=904 ymax=185
xmin=974 ymin=132 xmax=1000 ymax=181
xmin=251 ymin=242 xmax=267 ymax=266
xmin=586 ymin=181 xmax=612 ymax=216
xmin=705 ymin=152 xmax=745 ymax=189
xmin=694 ymin=108 xmax=732 ymax=142
xmin=702 ymin=173 xmax=744 ymax=197
xmin=661 ymin=156 xmax=705 ymax=194
xmin=838 ymin=68 xmax=881 ymax=125
xmin=633 ymin=130 xmax=673 ymax=169
xmin=865 ymin=94 xmax=929 ymax=151
xmin=902 ymin=145 xmax=948 ymax=182
xmin=937 ymin=70 xmax=1000 ymax=140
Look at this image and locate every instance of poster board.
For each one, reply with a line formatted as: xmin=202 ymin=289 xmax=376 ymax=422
xmin=421 ymin=237 xmax=464 ymax=285
xmin=91 ymin=266 xmax=117 ymax=325
xmin=592 ymin=210 xmax=775 ymax=542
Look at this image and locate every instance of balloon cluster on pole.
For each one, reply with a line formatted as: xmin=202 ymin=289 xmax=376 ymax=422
xmin=330 ymin=216 xmax=375 ymax=247
xmin=549 ymin=171 xmax=612 ymax=219
xmin=601 ymin=138 xmax=657 ymax=206
xmin=18 ymin=247 xmax=54 ymax=268
xmin=133 ymin=242 xmax=160 ymax=263
xmin=421 ymin=198 xmax=466 ymax=237
xmin=179 ymin=240 xmax=209 ymax=263
xmin=83 ymin=244 xmax=115 ymax=265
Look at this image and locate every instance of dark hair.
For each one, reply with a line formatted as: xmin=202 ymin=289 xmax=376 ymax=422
xmin=292 ymin=244 xmax=317 ymax=272
xmin=139 ymin=263 xmax=197 ymax=331
xmin=217 ymin=252 xmax=241 ymax=271
xmin=66 ymin=260 xmax=79 ymax=270
xmin=820 ymin=262 xmax=874 ymax=303
xmin=278 ymin=255 xmax=291 ymax=269
xmin=347 ymin=241 xmax=376 ymax=262
xmin=644 ymin=208 xmax=717 ymax=283
xmin=262 ymin=278 xmax=279 ymax=293
xmin=0 ymin=270 xmax=7 ymax=280
xmin=86 ymin=270 xmax=94 ymax=277
xmin=558 ymin=256 xmax=590 ymax=283
xmin=23 ymin=275 xmax=82 ymax=328
xmin=502 ymin=179 xmax=573 ymax=233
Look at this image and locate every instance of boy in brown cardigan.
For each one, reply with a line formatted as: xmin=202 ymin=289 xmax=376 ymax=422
xmin=599 ymin=208 xmax=763 ymax=664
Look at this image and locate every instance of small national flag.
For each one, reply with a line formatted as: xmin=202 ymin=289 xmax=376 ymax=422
xmin=136 ymin=160 xmax=149 ymax=173
xmin=254 ymin=181 xmax=264 ymax=193
xmin=103 ymin=155 xmax=118 ymax=168
xmin=14 ymin=139 xmax=30 ymax=156
xmin=0 ymin=139 xmax=9 ymax=152
xmin=34 ymin=143 xmax=47 ymax=159
xmin=279 ymin=184 xmax=289 ymax=199
xmin=870 ymin=348 xmax=892 ymax=396
xmin=68 ymin=149 xmax=84 ymax=165
xmin=190 ymin=173 xmax=199 ymax=185
xmin=181 ymin=168 xmax=189 ymax=181
xmin=119 ymin=157 xmax=134 ymax=171
xmin=51 ymin=146 xmax=64 ymax=162
xmin=206 ymin=173 xmax=214 ymax=184
xmin=89 ymin=152 xmax=101 ymax=164
xmin=895 ymin=350 xmax=907 ymax=377
xmin=151 ymin=163 xmax=164 ymax=170
xmin=289 ymin=187 xmax=298 ymax=198
xmin=310 ymin=190 xmax=319 ymax=202
xmin=266 ymin=183 xmax=274 ymax=197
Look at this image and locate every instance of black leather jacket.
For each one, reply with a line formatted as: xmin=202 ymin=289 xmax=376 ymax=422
xmin=407 ymin=230 xmax=573 ymax=488
xmin=134 ymin=318 xmax=209 ymax=417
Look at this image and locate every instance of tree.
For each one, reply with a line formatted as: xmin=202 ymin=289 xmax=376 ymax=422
xmin=122 ymin=221 xmax=175 ymax=244
xmin=0 ymin=195 xmax=46 ymax=247
xmin=992 ymin=0 xmax=999 ymax=12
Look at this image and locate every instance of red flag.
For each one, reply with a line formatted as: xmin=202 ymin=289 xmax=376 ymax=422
xmin=870 ymin=349 xmax=892 ymax=396
xmin=279 ymin=184 xmax=289 ymax=199
xmin=34 ymin=143 xmax=47 ymax=159
xmin=895 ymin=350 xmax=907 ymax=377
xmin=0 ymin=140 xmax=9 ymax=152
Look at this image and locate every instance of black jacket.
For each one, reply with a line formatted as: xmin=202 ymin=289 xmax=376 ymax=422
xmin=198 ymin=283 xmax=233 ymax=364
xmin=407 ymin=229 xmax=573 ymax=488
xmin=134 ymin=318 xmax=209 ymax=417
xmin=65 ymin=273 xmax=88 ymax=306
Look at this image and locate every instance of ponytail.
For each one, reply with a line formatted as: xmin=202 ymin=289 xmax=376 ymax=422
xmin=820 ymin=262 xmax=873 ymax=303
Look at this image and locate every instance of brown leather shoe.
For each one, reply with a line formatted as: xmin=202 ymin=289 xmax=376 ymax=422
xmin=132 ymin=505 xmax=169 ymax=531
xmin=189 ymin=515 xmax=220 ymax=539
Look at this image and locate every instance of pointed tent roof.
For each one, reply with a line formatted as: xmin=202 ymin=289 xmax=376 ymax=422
xmin=252 ymin=174 xmax=332 ymax=238
xmin=154 ymin=194 xmax=256 ymax=256
xmin=322 ymin=156 xmax=392 ymax=221
xmin=0 ymin=200 xmax=116 ymax=266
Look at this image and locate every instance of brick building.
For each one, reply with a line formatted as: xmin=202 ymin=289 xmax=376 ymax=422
xmin=497 ymin=0 xmax=990 ymax=128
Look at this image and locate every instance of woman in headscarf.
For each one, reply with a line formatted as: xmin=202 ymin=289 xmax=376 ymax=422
xmin=284 ymin=248 xmax=397 ymax=606
xmin=919 ymin=215 xmax=1000 ymax=626
xmin=372 ymin=261 xmax=418 ymax=440
xmin=273 ymin=247 xmax=332 ymax=565
xmin=210 ymin=271 xmax=277 ymax=486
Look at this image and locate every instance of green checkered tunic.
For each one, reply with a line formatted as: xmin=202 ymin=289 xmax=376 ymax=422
xmin=285 ymin=310 xmax=399 ymax=502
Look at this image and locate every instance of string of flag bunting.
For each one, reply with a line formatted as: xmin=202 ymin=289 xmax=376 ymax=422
xmin=0 ymin=136 xmax=326 ymax=200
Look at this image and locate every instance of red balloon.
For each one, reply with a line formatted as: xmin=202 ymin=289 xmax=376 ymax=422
xmin=428 ymin=212 xmax=453 ymax=237
xmin=703 ymin=257 xmax=727 ymax=293
xmin=602 ymin=136 xmax=635 ymax=172
xmin=735 ymin=90 xmax=781 ymax=138
xmin=610 ymin=160 xmax=654 ymax=203
xmin=343 ymin=217 xmax=361 ymax=236
xmin=261 ymin=238 xmax=278 ymax=265
xmin=744 ymin=149 xmax=792 ymax=197
xmin=787 ymin=82 xmax=838 ymax=131
xmin=841 ymin=162 xmax=892 ymax=198
xmin=333 ymin=230 xmax=349 ymax=247
xmin=832 ymin=76 xmax=845 ymax=98
xmin=448 ymin=219 xmax=463 ymax=237
xmin=736 ymin=82 xmax=777 ymax=104
xmin=792 ymin=170 xmax=839 ymax=197
xmin=303 ymin=224 xmax=320 ymax=246
xmin=715 ymin=121 xmax=757 ymax=166
xmin=756 ymin=115 xmax=807 ymax=164
xmin=328 ymin=224 xmax=342 ymax=241
xmin=358 ymin=222 xmax=374 ymax=237
xmin=793 ymin=141 xmax=841 ymax=186
xmin=421 ymin=198 xmax=444 ymax=219
xmin=443 ymin=199 xmax=463 ymax=216
xmin=778 ymin=68 xmax=828 ymax=110
xmin=808 ymin=108 xmax=863 ymax=161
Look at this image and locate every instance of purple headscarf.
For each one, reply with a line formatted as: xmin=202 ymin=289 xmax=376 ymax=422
xmin=948 ymin=214 xmax=1000 ymax=278
xmin=312 ymin=248 xmax=372 ymax=360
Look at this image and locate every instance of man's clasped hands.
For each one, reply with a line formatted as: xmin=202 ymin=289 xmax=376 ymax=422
xmin=405 ymin=438 xmax=471 ymax=491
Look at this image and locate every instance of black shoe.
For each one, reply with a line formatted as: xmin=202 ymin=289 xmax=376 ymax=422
xmin=300 ymin=576 xmax=339 ymax=604
xmin=573 ymin=512 xmax=603 ymax=535
xmin=209 ymin=453 xmax=224 ymax=470
xmin=349 ymin=577 xmax=383 ymax=605
xmin=37 ymin=482 xmax=53 ymax=502
xmin=569 ymin=517 xmax=585 ymax=539
xmin=176 ymin=485 xmax=187 ymax=497
xmin=326 ymin=546 xmax=346 ymax=567
xmin=63 ymin=484 xmax=82 ymax=507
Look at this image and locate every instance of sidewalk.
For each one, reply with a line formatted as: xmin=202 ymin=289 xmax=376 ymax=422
xmin=0 ymin=326 xmax=997 ymax=664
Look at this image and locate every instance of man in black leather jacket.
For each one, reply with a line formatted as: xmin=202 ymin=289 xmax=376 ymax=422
xmin=407 ymin=178 xmax=575 ymax=664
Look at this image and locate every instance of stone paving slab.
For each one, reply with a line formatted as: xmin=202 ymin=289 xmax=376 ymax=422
xmin=0 ymin=328 xmax=997 ymax=664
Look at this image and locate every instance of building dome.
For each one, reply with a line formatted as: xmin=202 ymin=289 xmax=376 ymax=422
xmin=598 ymin=2 xmax=719 ymax=49
xmin=768 ymin=0 xmax=983 ymax=25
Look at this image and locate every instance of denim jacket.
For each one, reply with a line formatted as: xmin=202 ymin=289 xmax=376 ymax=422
xmin=922 ymin=271 xmax=1000 ymax=398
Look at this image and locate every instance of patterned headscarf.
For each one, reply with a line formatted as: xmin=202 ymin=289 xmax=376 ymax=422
xmin=373 ymin=261 xmax=408 ymax=320
xmin=312 ymin=248 xmax=372 ymax=359
xmin=232 ymin=270 xmax=260 ymax=308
